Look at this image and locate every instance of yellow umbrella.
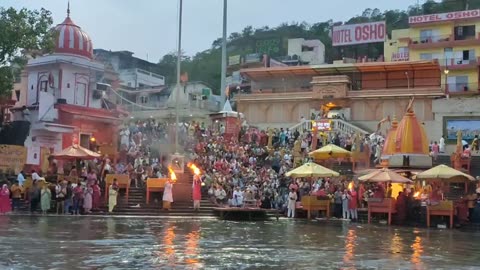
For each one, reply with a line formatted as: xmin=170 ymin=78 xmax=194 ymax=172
xmin=415 ymin=164 xmax=475 ymax=181
xmin=358 ymin=168 xmax=413 ymax=183
xmin=309 ymin=144 xmax=351 ymax=160
xmin=285 ymin=162 xmax=340 ymax=178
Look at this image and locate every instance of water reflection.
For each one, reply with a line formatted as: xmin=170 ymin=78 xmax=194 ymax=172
xmin=0 ymin=217 xmax=478 ymax=269
xmin=163 ymin=224 xmax=176 ymax=265
xmin=343 ymin=229 xmax=357 ymax=269
xmin=411 ymin=236 xmax=424 ymax=269
xmin=185 ymin=222 xmax=201 ymax=268
xmin=391 ymin=232 xmax=404 ymax=255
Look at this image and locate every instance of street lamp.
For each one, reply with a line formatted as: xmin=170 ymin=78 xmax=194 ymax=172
xmin=404 ymin=71 xmax=410 ymax=89
xmin=444 ymin=69 xmax=450 ymax=99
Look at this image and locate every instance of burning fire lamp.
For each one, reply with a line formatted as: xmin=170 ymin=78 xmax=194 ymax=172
xmin=348 ymin=181 xmax=354 ymax=191
xmin=188 ymin=163 xmax=205 ymax=186
xmin=168 ymin=166 xmax=177 ymax=184
xmin=413 ymin=191 xmax=421 ymax=199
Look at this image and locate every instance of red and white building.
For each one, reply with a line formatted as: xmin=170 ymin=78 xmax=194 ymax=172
xmin=11 ymin=9 xmax=125 ymax=171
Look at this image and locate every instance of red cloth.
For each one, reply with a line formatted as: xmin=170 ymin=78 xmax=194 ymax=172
xmin=358 ymin=184 xmax=365 ymax=204
xmin=0 ymin=189 xmax=11 ymax=213
xmin=92 ymin=184 xmax=101 ymax=209
xmin=192 ymin=177 xmax=202 ymax=201
xmin=349 ymin=191 xmax=358 ymax=209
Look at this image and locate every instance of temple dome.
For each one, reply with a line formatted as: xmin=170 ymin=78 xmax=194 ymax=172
xmin=394 ymin=109 xmax=429 ymax=155
xmin=382 ymin=116 xmax=398 ymax=156
xmin=54 ymin=10 xmax=93 ymax=59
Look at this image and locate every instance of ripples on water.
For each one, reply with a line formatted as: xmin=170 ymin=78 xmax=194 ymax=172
xmin=0 ymin=216 xmax=479 ymax=269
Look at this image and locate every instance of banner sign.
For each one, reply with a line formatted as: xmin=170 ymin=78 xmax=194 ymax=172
xmin=312 ymin=120 xmax=332 ymax=131
xmin=391 ymin=51 xmax=410 ymax=61
xmin=228 ymin=55 xmax=241 ymax=66
xmin=0 ymin=145 xmax=27 ymax=174
xmin=409 ymin=10 xmax=480 ymax=24
xmin=332 ymin=21 xmax=386 ymax=46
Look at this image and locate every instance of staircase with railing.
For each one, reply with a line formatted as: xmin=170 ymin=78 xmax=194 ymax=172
xmin=289 ymin=119 xmax=371 ymax=136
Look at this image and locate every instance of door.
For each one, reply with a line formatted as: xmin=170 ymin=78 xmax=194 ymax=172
xmin=75 ymin=83 xmax=87 ymax=106
xmin=79 ymin=134 xmax=90 ymax=149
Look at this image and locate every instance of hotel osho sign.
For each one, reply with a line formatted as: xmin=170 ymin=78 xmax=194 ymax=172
xmin=332 ymin=21 xmax=386 ymax=46
xmin=409 ymin=10 xmax=480 ymax=24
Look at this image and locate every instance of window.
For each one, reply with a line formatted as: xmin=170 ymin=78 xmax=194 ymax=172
xmin=140 ymin=96 xmax=148 ymax=104
xmin=79 ymin=134 xmax=90 ymax=149
xmin=301 ymin=45 xmax=314 ymax=52
xmin=40 ymin=81 xmax=48 ymax=92
xmin=463 ymin=49 xmax=475 ymax=60
xmin=420 ymin=53 xmax=433 ymax=60
xmin=75 ymin=83 xmax=87 ymax=106
xmin=455 ymin=25 xmax=476 ymax=40
xmin=447 ymin=75 xmax=469 ymax=92
xmin=398 ymin=47 xmax=409 ymax=53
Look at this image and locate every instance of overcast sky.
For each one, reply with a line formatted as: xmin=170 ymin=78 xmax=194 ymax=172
xmin=4 ymin=0 xmax=418 ymax=62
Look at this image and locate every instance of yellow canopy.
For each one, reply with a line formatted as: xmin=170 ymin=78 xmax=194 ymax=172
xmin=415 ymin=164 xmax=475 ymax=181
xmin=358 ymin=168 xmax=413 ymax=183
xmin=285 ymin=162 xmax=340 ymax=178
xmin=309 ymin=144 xmax=351 ymax=160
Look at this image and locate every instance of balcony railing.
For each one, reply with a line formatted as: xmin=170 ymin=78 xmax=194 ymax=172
xmin=446 ymin=82 xmax=480 ymax=93
xmin=408 ymin=33 xmax=480 ymax=48
xmin=439 ymin=57 xmax=477 ymax=66
xmin=121 ymin=99 xmax=220 ymax=113
xmin=289 ymin=119 xmax=370 ymax=136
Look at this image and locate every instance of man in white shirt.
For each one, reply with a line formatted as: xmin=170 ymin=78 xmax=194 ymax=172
xmin=31 ymin=170 xmax=40 ymax=183
xmin=439 ymin=135 xmax=446 ymax=153
xmin=17 ymin=171 xmax=25 ymax=186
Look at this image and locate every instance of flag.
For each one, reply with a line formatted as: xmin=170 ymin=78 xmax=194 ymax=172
xmin=225 ymin=85 xmax=230 ymax=98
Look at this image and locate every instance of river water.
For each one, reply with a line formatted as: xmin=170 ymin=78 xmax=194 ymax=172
xmin=0 ymin=216 xmax=479 ymax=270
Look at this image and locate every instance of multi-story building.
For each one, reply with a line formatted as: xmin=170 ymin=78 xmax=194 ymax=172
xmin=121 ymin=81 xmax=222 ymax=121
xmin=94 ymin=49 xmax=165 ymax=88
xmin=385 ymin=10 xmax=480 ymax=94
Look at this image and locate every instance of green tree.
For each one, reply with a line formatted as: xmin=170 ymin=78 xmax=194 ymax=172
xmin=157 ymin=0 xmax=480 ymax=94
xmin=0 ymin=7 xmax=54 ymax=97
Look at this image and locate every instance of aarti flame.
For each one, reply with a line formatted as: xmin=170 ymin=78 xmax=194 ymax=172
xmin=168 ymin=166 xmax=177 ymax=183
xmin=413 ymin=191 xmax=420 ymax=198
xmin=348 ymin=181 xmax=354 ymax=190
xmin=188 ymin=162 xmax=201 ymax=176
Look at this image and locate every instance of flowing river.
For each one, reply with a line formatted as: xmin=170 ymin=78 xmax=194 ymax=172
xmin=0 ymin=216 xmax=479 ymax=269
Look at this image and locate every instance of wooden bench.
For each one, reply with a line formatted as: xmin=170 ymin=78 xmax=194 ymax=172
xmin=243 ymin=199 xmax=257 ymax=208
xmin=145 ymin=178 xmax=168 ymax=204
xmin=427 ymin=200 xmax=454 ymax=229
xmin=301 ymin=196 xmax=331 ymax=219
xmin=368 ymin=198 xmax=397 ymax=225
xmin=104 ymin=174 xmax=130 ymax=203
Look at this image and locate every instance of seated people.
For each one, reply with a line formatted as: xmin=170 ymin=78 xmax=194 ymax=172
xmin=214 ymin=185 xmax=227 ymax=206
xmin=231 ymin=186 xmax=243 ymax=207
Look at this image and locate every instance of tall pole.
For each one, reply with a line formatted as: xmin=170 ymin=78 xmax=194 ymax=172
xmin=220 ymin=0 xmax=227 ymax=107
xmin=175 ymin=0 xmax=183 ymax=154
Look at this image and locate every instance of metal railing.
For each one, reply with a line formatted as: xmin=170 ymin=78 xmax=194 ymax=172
xmin=438 ymin=57 xmax=477 ymax=66
xmin=121 ymin=99 xmax=220 ymax=113
xmin=289 ymin=119 xmax=370 ymax=136
xmin=446 ymin=82 xmax=479 ymax=93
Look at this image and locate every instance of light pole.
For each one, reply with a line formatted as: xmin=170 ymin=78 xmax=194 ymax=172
xmin=220 ymin=0 xmax=228 ymax=108
xmin=175 ymin=0 xmax=183 ymax=154
xmin=404 ymin=71 xmax=410 ymax=89
xmin=444 ymin=69 xmax=450 ymax=99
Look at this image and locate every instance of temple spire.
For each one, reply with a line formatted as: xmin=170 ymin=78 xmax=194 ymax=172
xmin=67 ymin=1 xmax=71 ymax=17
